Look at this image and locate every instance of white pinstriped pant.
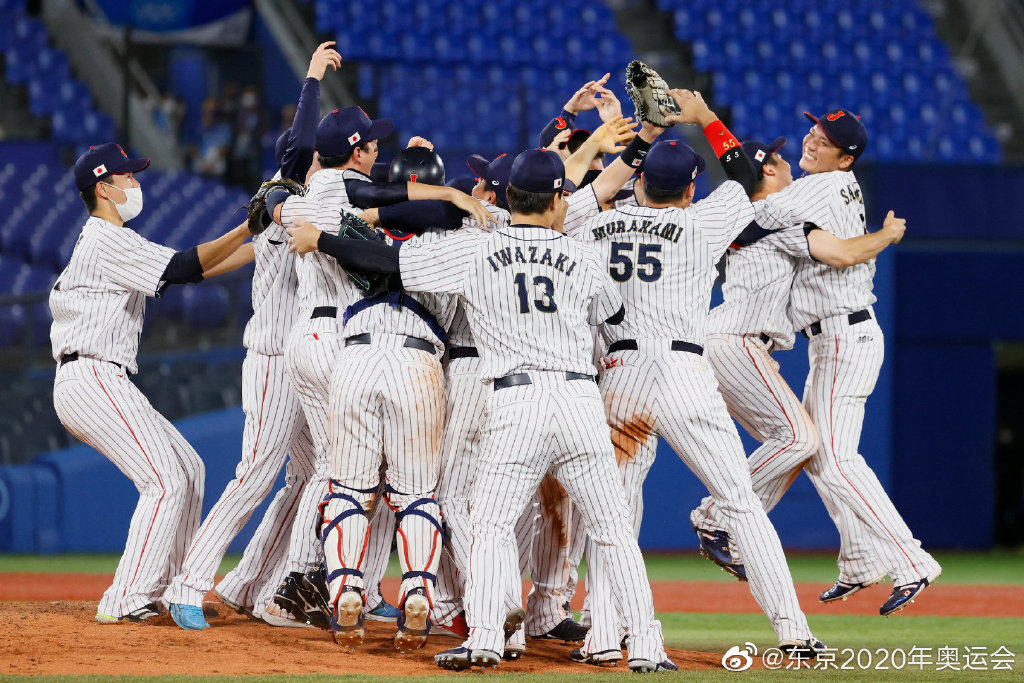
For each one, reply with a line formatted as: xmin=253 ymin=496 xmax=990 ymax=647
xmin=323 ymin=334 xmax=445 ymax=607
xmin=801 ymin=319 xmax=939 ymax=586
xmin=284 ymin=317 xmax=393 ymax=609
xmin=432 ymin=356 xmax=578 ymax=639
xmin=464 ymin=373 xmax=665 ymax=662
xmin=53 ymin=358 xmax=204 ymax=618
xmin=690 ymin=334 xmax=820 ymax=565
xmin=599 ymin=342 xmax=811 ymax=645
xmin=166 ymin=351 xmax=316 ymax=612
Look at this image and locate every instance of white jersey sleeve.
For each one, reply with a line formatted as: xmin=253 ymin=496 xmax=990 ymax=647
xmin=690 ymin=180 xmax=755 ymax=257
xmin=758 ymin=172 xmax=844 ymax=233
xmin=96 ymin=225 xmax=176 ymax=296
xmin=562 ymin=185 xmax=600 ymax=239
xmin=399 ymin=229 xmax=484 ymax=295
xmin=586 ymin=260 xmax=624 ymax=326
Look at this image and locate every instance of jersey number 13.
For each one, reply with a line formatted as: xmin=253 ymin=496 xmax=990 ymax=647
xmin=513 ymin=272 xmax=557 ymax=313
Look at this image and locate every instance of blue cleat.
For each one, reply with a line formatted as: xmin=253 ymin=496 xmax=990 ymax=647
xmin=820 ymin=575 xmax=884 ymax=603
xmin=693 ymin=527 xmax=747 ymax=581
xmin=170 ymin=603 xmax=210 ymax=630
xmin=880 ymin=570 xmax=941 ymax=616
xmin=365 ymin=598 xmax=401 ymax=622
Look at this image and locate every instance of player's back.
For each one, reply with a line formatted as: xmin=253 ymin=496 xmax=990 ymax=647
xmin=580 ymin=181 xmax=753 ymax=346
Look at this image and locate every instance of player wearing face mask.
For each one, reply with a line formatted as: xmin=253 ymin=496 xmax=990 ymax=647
xmin=49 ymin=143 xmax=253 ymax=625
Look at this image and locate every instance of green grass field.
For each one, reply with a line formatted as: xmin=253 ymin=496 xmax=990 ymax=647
xmin=2 ymin=551 xmax=1022 ymax=681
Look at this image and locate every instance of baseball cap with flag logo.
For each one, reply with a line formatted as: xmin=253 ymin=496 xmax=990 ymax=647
xmin=741 ymin=137 xmax=786 ymax=175
xmin=804 ymin=108 xmax=867 ymax=159
xmin=73 ymin=143 xmax=150 ymax=191
xmin=467 ymin=152 xmax=515 ymax=209
xmin=316 ymin=106 xmax=394 ymax=157
xmin=509 ymin=148 xmax=577 ymax=194
xmin=641 ymin=140 xmax=705 ymax=192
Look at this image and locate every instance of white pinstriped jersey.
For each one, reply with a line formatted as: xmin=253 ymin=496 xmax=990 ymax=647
xmin=49 ymin=216 xmax=175 ymax=374
xmin=577 ymin=180 xmax=754 ymax=346
xmin=280 ymin=168 xmax=364 ymax=315
xmin=446 ymin=200 xmax=511 ymax=348
xmin=708 ymin=199 xmax=810 ymax=351
xmin=758 ymin=171 xmax=875 ymax=331
xmin=243 ymin=221 xmax=300 ymax=355
xmin=563 ymin=184 xmax=600 ymax=237
xmin=400 ymin=225 xmax=622 ymax=380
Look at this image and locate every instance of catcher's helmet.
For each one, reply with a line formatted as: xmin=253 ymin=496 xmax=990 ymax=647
xmin=389 ymin=147 xmax=445 ymax=186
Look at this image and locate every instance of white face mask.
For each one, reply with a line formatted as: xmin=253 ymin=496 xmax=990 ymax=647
xmin=101 ymin=182 xmax=144 ymax=221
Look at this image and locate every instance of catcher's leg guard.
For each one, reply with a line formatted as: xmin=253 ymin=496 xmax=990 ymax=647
xmin=319 ymin=480 xmax=377 ymax=617
xmin=386 ymin=486 xmax=444 ymax=606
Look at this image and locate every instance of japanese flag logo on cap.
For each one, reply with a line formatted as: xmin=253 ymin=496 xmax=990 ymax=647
xmin=348 ymin=132 xmax=361 ymax=145
xmin=754 ymin=150 xmax=766 ymax=162
xmin=554 ymin=178 xmax=563 ymax=189
xmin=93 ymin=164 xmax=107 ymax=177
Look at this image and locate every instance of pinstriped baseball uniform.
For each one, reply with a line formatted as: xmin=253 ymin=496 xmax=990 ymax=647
xmin=576 ymin=181 xmax=816 ymax=648
xmin=689 ymin=216 xmax=820 ymax=557
xmin=278 ymin=169 xmax=395 ymax=613
xmin=321 ymin=226 xmax=458 ymax=615
xmin=758 ymin=172 xmax=941 ymax=587
xmin=166 ymin=220 xmax=318 ymax=616
xmin=399 ymin=224 xmax=667 ymax=663
xmin=429 ymin=203 xmax=580 ymax=641
xmin=50 ymin=216 xmax=204 ymax=619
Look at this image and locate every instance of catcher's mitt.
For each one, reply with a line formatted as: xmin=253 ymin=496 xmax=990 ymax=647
xmin=625 ymin=60 xmax=681 ymax=128
xmin=246 ymin=177 xmax=305 ymax=235
xmin=337 ymin=210 xmax=389 ymax=293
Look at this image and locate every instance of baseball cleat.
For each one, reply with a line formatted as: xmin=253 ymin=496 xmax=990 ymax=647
xmin=534 ymin=617 xmax=589 ymax=642
xmin=628 ymin=657 xmax=679 ymax=673
xmin=503 ymin=643 xmax=526 ymax=661
xmin=261 ymin=602 xmax=314 ymax=628
xmin=96 ymin=602 xmax=164 ymax=624
xmin=366 ymin=597 xmax=401 ymax=622
xmin=301 ymin=565 xmax=331 ymax=613
xmin=819 ymin=575 xmax=885 ymax=603
xmin=434 ymin=646 xmax=501 ymax=670
xmin=570 ymin=647 xmax=621 ymax=667
xmin=433 ymin=611 xmax=470 ymax=639
xmin=779 ymin=637 xmax=828 ymax=660
xmin=694 ymin=526 xmax=747 ymax=581
xmin=879 ymin=570 xmax=941 ymax=616
xmin=503 ymin=606 xmax=527 ymax=641
xmin=394 ymin=588 xmax=431 ymax=653
xmin=330 ymin=586 xmax=366 ymax=649
xmin=274 ymin=572 xmax=314 ymax=623
xmin=170 ymin=604 xmax=210 ymax=630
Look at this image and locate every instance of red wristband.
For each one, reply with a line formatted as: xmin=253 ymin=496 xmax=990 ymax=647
xmin=703 ymin=120 xmax=741 ymax=158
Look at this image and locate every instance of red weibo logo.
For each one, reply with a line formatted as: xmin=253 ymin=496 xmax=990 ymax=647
xmin=826 ymin=111 xmax=845 ymax=121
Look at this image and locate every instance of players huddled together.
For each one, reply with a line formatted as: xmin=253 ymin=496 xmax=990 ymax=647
xmin=51 ymin=41 xmax=938 ymax=673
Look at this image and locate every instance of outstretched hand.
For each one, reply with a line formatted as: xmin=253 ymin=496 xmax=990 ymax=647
xmin=448 ymin=190 xmax=494 ymax=228
xmin=589 ymin=115 xmax=637 ymax=154
xmin=664 ymin=89 xmax=716 ymax=127
xmin=564 ymin=73 xmax=611 ymax=114
xmin=307 ymin=41 xmax=341 ymax=81
xmin=406 ymin=136 xmax=435 ymax=150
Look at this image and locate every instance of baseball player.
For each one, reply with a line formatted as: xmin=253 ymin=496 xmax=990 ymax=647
xmin=688 ymin=137 xmax=907 ymax=585
xmin=717 ymin=110 xmax=942 ymax=615
xmin=289 ymin=148 xmax=676 ymax=672
xmin=266 ymin=108 xmax=490 ymax=632
xmin=164 ymin=41 xmax=340 ymax=632
xmin=50 ymin=143 xmax=251 ymax=623
xmin=570 ymin=90 xmax=825 ymax=657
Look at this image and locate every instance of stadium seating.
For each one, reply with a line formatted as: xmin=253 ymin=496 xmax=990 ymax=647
xmin=310 ymin=0 xmax=999 ymax=164
xmin=660 ymin=0 xmax=1000 ymax=163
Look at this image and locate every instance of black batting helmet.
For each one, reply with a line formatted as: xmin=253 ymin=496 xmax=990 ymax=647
xmin=389 ymin=147 xmax=445 ymax=186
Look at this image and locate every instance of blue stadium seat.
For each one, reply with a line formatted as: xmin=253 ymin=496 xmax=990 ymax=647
xmin=182 ymin=285 xmax=229 ymax=330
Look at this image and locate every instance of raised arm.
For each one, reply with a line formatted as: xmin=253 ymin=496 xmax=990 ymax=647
xmin=280 ymin=42 xmax=341 ymax=182
xmin=562 ymin=115 xmax=636 ymax=187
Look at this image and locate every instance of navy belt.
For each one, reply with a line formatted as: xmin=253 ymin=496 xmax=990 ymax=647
xmin=345 ymin=332 xmax=435 ymax=353
xmin=447 ymin=346 xmax=479 ymax=359
xmin=493 ymin=371 xmax=596 ymax=390
xmin=804 ymin=309 xmax=871 ymax=338
xmin=606 ymin=339 xmax=704 ymax=356
xmin=311 ymin=306 xmax=337 ymax=319
xmin=59 ymin=352 xmax=132 ymax=376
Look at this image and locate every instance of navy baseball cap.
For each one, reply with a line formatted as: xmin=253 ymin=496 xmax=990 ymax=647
xmin=445 ymin=176 xmax=477 ymax=195
xmin=804 ymin=109 xmax=867 ymax=159
xmin=509 ymin=149 xmax=577 ymax=193
xmin=73 ymin=143 xmax=150 ymax=191
xmin=316 ymin=106 xmax=394 ymax=157
xmin=742 ymin=137 xmax=786 ymax=174
xmin=538 ymin=116 xmax=575 ymax=148
xmin=467 ymin=152 xmax=514 ymax=208
xmin=641 ymin=140 xmax=705 ymax=192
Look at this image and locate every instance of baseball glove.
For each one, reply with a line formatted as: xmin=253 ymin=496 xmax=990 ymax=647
xmin=625 ymin=60 xmax=681 ymax=128
xmin=246 ymin=178 xmax=305 ymax=235
xmin=337 ymin=210 xmax=389 ymax=293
